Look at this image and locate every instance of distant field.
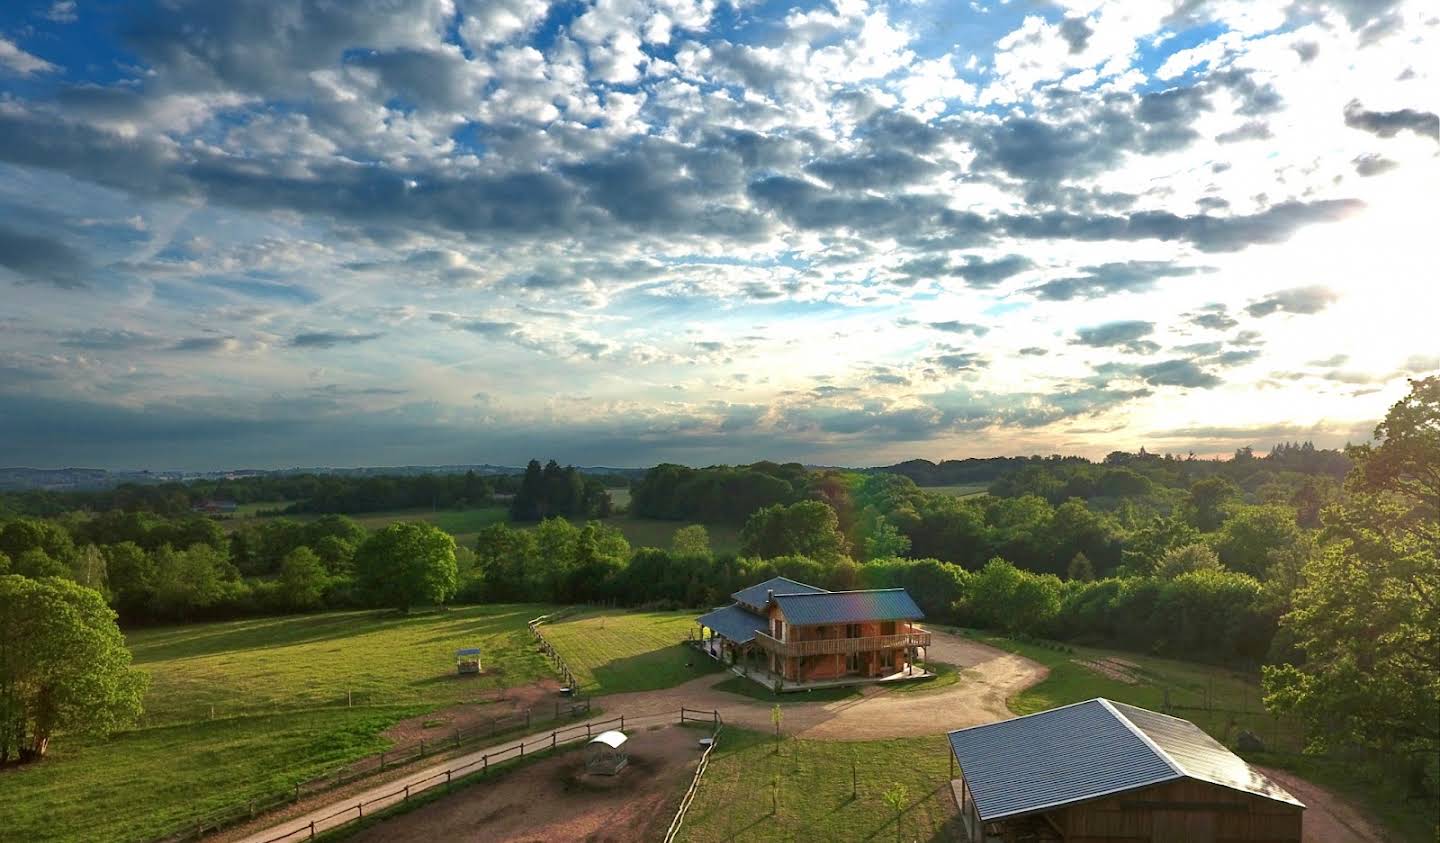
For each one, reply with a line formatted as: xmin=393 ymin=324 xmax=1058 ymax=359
xmin=0 ymin=605 xmax=552 ymax=843
xmin=678 ymin=728 xmax=959 ymax=842
xmin=606 ymin=486 xmax=632 ymax=509
xmin=541 ymin=610 xmax=723 ymax=694
xmin=922 ymin=483 xmax=989 ymax=498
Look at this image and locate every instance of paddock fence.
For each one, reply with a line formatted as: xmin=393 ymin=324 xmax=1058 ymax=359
xmin=528 ymin=609 xmax=582 ymax=691
xmin=160 ymin=696 xmax=593 ymax=842
xmin=245 ymin=714 xmax=631 ymax=843
xmin=663 ymin=707 xmax=725 ymax=843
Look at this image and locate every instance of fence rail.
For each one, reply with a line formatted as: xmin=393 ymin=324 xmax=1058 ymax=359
xmin=529 ymin=610 xmax=581 ymax=691
xmin=250 ymin=714 xmax=631 ymax=843
xmin=664 ymin=708 xmax=725 ymax=843
xmin=161 ymin=696 xmax=593 ymax=842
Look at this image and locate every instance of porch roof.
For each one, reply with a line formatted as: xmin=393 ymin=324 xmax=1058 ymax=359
xmin=696 ymin=604 xmax=768 ymax=643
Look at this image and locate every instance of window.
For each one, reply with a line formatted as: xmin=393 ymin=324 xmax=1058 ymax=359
xmin=773 ymin=619 xmax=785 ymax=641
xmin=846 ymin=623 xmax=862 ymax=638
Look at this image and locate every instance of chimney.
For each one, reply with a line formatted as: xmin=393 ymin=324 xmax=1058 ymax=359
xmin=766 ymin=589 xmax=774 ymax=603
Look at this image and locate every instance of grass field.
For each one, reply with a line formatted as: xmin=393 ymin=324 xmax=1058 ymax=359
xmin=541 ymin=610 xmax=725 ymax=694
xmin=0 ymin=605 xmax=553 ymax=843
xmin=677 ymin=727 xmax=959 ymax=842
xmin=922 ymin=483 xmax=989 ymax=498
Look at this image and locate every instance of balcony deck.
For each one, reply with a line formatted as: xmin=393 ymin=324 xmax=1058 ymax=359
xmin=752 ymin=629 xmax=931 ymax=658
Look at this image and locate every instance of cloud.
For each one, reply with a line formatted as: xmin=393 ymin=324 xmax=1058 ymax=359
xmin=0 ymin=37 xmax=57 ymax=76
xmin=1187 ymin=304 xmax=1238 ymax=331
xmin=1018 ymin=347 xmax=1049 ymax=357
xmin=0 ymin=226 xmax=91 ymax=288
xmin=1246 ymin=286 xmax=1340 ymax=317
xmin=171 ymin=336 xmax=239 ymax=353
xmin=1343 ymin=100 xmax=1440 ymax=141
xmin=1136 ymin=359 xmax=1223 ymax=389
xmin=289 ymin=331 xmax=385 ymax=349
xmin=60 ymin=329 xmax=161 ymax=351
xmin=1074 ymin=321 xmax=1155 ymax=350
xmin=928 ymin=321 xmax=990 ymax=337
xmin=1030 ymin=261 xmax=1208 ymax=301
xmin=951 ymin=255 xmax=1032 ymax=287
xmin=1352 ymin=154 xmax=1397 ymax=177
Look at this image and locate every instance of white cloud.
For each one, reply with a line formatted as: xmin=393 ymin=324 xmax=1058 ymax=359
xmin=0 ymin=37 xmax=57 ymax=76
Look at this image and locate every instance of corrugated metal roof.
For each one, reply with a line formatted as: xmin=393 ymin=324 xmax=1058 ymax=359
xmin=730 ymin=576 xmax=826 ymax=609
xmin=455 ymin=647 xmax=482 ymax=656
xmin=947 ymin=699 xmax=1303 ymax=822
xmin=1110 ymin=701 xmax=1303 ymax=807
xmin=773 ymin=589 xmax=924 ymax=625
xmin=947 ymin=699 xmax=1178 ymax=821
xmin=695 ymin=604 xmax=768 ymax=643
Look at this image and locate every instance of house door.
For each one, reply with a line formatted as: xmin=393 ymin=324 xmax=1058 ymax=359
xmin=845 ymin=652 xmax=860 ymax=673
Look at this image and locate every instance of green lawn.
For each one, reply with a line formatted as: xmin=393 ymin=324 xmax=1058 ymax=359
xmin=541 ymin=610 xmax=725 ymax=694
xmin=677 ymin=728 xmax=960 ymax=842
xmin=0 ymin=604 xmax=553 ymax=843
xmin=923 ymin=483 xmax=989 ymax=498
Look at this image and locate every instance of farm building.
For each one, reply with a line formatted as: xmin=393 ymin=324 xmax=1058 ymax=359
xmin=946 ymin=698 xmax=1303 ymax=843
xmin=693 ymin=576 xmax=930 ymax=690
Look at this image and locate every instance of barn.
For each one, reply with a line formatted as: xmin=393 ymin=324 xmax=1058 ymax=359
xmin=946 ymin=698 xmax=1303 ymax=843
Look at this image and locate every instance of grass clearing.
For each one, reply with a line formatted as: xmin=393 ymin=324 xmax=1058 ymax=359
xmin=0 ymin=605 xmax=554 ymax=843
xmin=542 ymin=610 xmax=725 ymax=694
xmin=922 ymin=483 xmax=989 ymax=498
xmin=677 ymin=727 xmax=959 ymax=842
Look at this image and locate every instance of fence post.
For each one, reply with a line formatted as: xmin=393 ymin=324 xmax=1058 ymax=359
xmin=526 ymin=709 xmax=531 ymax=729
xmin=484 ymin=754 xmax=489 ymax=772
xmin=620 ymin=714 xmax=625 ymax=730
xmin=419 ymin=739 xmax=425 ymax=757
xmin=587 ymin=724 xmax=592 ymax=738
xmin=380 ymin=751 xmax=386 ymax=771
xmin=309 ymin=820 xmax=316 ymax=839
xmin=521 ymin=741 xmax=525 ymax=757
xmin=294 ymin=783 xmax=300 ymax=802
xmin=552 ymin=732 xmax=557 ymax=749
xmin=447 ymin=770 xmax=452 ymax=788
xmin=358 ymin=802 xmax=363 ymax=818
xmin=404 ymin=784 xmax=410 ymax=800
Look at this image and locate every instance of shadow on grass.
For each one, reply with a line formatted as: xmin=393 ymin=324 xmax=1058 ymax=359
xmin=588 ymin=644 xmax=726 ymax=695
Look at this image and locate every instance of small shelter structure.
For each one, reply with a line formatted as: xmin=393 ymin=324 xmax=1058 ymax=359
xmin=946 ymin=698 xmax=1303 ymax=842
xmin=585 ymin=730 xmax=629 ymax=775
xmin=455 ymin=647 xmax=482 ymax=675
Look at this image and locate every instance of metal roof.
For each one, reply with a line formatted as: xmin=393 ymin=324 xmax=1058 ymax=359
xmin=1110 ymin=701 xmax=1303 ymax=807
xmin=946 ymin=699 xmax=1302 ymax=822
xmin=695 ymin=604 xmax=768 ymax=643
xmin=588 ymin=730 xmax=628 ymax=748
xmin=772 ymin=589 xmax=924 ymax=625
xmin=455 ymin=647 xmax=482 ymax=656
xmin=729 ymin=576 xmax=825 ymax=609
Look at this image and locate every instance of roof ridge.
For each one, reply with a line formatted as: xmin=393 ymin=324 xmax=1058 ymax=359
xmin=945 ymin=697 xmax=1105 ymax=737
xmin=774 ymin=587 xmax=906 ymax=597
xmin=1097 ymin=698 xmax=1185 ymax=778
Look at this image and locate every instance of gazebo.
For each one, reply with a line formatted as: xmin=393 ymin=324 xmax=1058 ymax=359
xmin=585 ymin=730 xmax=629 ymax=775
xmin=455 ymin=647 xmax=482 ymax=675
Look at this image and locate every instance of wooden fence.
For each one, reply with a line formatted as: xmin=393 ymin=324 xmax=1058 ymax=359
xmin=528 ymin=610 xmax=581 ymax=691
xmin=162 ymin=697 xmax=592 ymax=842
xmin=663 ymin=708 xmax=725 ymax=843
xmin=247 ymin=714 xmax=632 ymax=843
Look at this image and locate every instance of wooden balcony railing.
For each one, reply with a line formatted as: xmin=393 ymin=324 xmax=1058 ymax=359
xmin=752 ymin=629 xmax=931 ymax=658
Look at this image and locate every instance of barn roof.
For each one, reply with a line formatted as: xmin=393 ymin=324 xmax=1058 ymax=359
xmin=588 ymin=730 xmax=628 ymax=748
xmin=947 ymin=699 xmax=1302 ymax=822
xmin=729 ymin=576 xmax=825 ymax=609
xmin=772 ymin=589 xmax=924 ymax=625
xmin=695 ymin=604 xmax=768 ymax=643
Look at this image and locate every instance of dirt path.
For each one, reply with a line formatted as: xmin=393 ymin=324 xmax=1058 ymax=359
xmin=348 ymin=725 xmax=697 ymax=843
xmin=593 ymin=628 xmax=1049 ymax=739
xmin=1256 ymin=767 xmax=1392 ymax=843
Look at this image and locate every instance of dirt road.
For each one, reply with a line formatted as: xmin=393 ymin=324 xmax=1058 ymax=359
xmin=1256 ymin=767 xmax=1392 ymax=843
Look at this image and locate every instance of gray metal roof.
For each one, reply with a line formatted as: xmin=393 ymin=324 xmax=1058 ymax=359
xmin=772 ymin=589 xmax=924 ymax=625
xmin=455 ymin=647 xmax=482 ymax=656
xmin=695 ymin=604 xmax=768 ymax=643
xmin=1110 ymin=701 xmax=1303 ymax=807
xmin=946 ymin=699 xmax=1302 ymax=822
xmin=729 ymin=576 xmax=825 ymax=609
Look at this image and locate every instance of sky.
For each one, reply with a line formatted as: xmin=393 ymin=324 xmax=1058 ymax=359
xmin=0 ymin=0 xmax=1436 ymax=471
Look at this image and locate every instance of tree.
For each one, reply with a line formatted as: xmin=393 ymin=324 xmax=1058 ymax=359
xmin=861 ymin=512 xmax=911 ymax=561
xmin=103 ymin=542 xmax=156 ymax=620
xmin=671 ymin=525 xmax=711 ymax=557
xmin=151 ymin=544 xmax=232 ymax=619
xmin=882 ymin=782 xmax=909 ymax=843
xmin=1067 ymin=552 xmax=1095 ymax=582
xmin=279 ymin=547 xmax=327 ymax=611
xmin=354 ymin=523 xmax=458 ymax=612
xmin=1264 ymin=378 xmax=1439 ymax=764
xmin=770 ymin=703 xmax=783 ymax=751
xmin=474 ymin=523 xmax=537 ymax=602
xmin=0 ymin=576 xmax=148 ymax=763
xmin=1156 ymin=543 xmax=1224 ymax=579
xmin=1186 ymin=476 xmax=1240 ymax=531
xmin=740 ymin=501 xmax=848 ymax=563
xmin=1213 ymin=504 xmax=1300 ymax=577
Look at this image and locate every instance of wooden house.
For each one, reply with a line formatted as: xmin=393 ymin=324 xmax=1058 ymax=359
xmin=694 ymin=576 xmax=930 ymax=689
xmin=946 ymin=698 xmax=1304 ymax=843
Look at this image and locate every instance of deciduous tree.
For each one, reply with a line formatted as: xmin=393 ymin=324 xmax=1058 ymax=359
xmin=354 ymin=523 xmax=458 ymax=612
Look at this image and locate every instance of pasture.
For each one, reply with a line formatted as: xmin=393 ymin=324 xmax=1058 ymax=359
xmin=541 ymin=610 xmax=725 ymax=694
xmin=676 ymin=728 xmax=959 ymax=842
xmin=0 ymin=605 xmax=553 ymax=843
xmin=922 ymin=483 xmax=989 ymax=498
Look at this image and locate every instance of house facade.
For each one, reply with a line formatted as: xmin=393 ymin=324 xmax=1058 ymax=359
xmin=695 ymin=576 xmax=930 ymax=688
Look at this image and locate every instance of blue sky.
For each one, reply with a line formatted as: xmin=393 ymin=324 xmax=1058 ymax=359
xmin=0 ymin=0 xmax=1436 ymax=469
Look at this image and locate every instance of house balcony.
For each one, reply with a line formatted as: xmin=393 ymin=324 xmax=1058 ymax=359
xmin=752 ymin=629 xmax=931 ymax=658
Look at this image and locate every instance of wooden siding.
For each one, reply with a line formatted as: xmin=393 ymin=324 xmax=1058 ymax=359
xmin=1036 ymin=777 xmax=1303 ymax=843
